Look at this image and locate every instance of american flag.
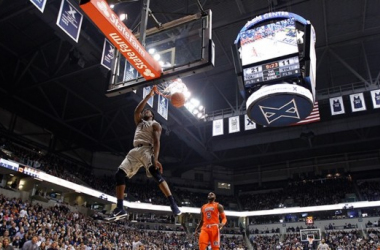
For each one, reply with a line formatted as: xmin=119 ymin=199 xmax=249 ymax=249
xmin=293 ymin=102 xmax=320 ymax=125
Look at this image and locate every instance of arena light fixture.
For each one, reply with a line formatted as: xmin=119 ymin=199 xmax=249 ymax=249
xmin=119 ymin=13 xmax=127 ymax=21
xmin=185 ymin=98 xmax=206 ymax=119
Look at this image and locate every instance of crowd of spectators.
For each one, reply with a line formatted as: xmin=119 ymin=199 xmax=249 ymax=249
xmin=173 ymin=188 xmax=237 ymax=210
xmin=239 ymin=178 xmax=355 ymax=211
xmin=0 ymin=194 xmax=247 ymax=249
xmin=357 ymin=181 xmax=380 ymax=201
xmin=2 ymin=140 xmax=380 ymax=225
xmin=2 ymin=141 xmax=380 ymax=211
xmin=249 ymin=234 xmax=281 ymax=249
xmin=250 ymin=227 xmax=280 ymax=235
xmin=248 ymin=231 xmax=380 ymax=249
xmin=324 ymin=230 xmax=363 ymax=249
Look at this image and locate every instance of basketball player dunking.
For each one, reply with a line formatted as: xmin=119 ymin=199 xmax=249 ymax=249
xmin=108 ymin=86 xmax=181 ymax=221
xmin=195 ymin=192 xmax=227 ymax=250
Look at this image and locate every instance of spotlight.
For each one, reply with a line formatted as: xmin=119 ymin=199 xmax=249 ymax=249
xmin=184 ymin=91 xmax=191 ymax=99
xmin=190 ymin=98 xmax=200 ymax=107
xmin=119 ymin=13 xmax=127 ymax=21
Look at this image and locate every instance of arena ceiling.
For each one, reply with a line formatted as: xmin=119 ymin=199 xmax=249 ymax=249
xmin=0 ymin=0 xmax=379 ymax=176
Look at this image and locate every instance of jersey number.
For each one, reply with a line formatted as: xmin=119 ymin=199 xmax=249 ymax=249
xmin=206 ymin=212 xmax=211 ymax=219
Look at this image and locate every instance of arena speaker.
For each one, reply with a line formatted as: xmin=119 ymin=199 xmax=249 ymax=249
xmin=232 ymin=12 xmax=316 ymax=127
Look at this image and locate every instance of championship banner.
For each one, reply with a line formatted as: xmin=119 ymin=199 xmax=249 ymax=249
xmin=30 ymin=0 xmax=47 ymax=13
xmin=329 ymin=96 xmax=345 ymax=116
xmin=350 ymin=93 xmax=366 ymax=112
xmin=79 ymin=0 xmax=162 ymax=80
xmin=101 ymin=39 xmax=114 ymax=70
xmin=244 ymin=114 xmax=256 ymax=130
xmin=57 ymin=0 xmax=83 ymax=42
xmin=157 ymin=95 xmax=168 ymax=120
xmin=212 ymin=119 xmax=224 ymax=136
xmin=370 ymin=89 xmax=380 ymax=109
xmin=143 ymin=86 xmax=153 ymax=108
xmin=228 ymin=116 xmax=240 ymax=133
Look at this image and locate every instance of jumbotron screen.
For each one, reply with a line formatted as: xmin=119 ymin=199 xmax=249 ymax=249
xmin=240 ymin=18 xmax=298 ymax=66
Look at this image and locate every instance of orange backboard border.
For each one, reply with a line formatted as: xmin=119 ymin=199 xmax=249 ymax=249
xmin=79 ymin=0 xmax=162 ymax=80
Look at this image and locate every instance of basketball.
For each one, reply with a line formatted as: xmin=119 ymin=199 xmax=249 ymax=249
xmin=170 ymin=92 xmax=186 ymax=108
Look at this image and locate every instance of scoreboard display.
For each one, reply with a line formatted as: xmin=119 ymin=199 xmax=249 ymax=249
xmin=233 ymin=11 xmax=316 ymax=127
xmin=243 ymin=56 xmax=300 ymax=86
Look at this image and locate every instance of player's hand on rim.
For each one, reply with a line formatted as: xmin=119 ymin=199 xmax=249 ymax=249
xmin=150 ymin=85 xmax=157 ymax=97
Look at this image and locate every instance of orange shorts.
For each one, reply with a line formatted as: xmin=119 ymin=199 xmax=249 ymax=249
xmin=199 ymin=224 xmax=220 ymax=249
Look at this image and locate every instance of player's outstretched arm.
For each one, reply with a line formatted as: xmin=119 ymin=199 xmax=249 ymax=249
xmin=134 ymin=86 xmax=156 ymax=125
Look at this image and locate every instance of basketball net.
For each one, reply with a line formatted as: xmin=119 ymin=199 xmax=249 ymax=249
xmin=154 ymin=78 xmax=190 ymax=100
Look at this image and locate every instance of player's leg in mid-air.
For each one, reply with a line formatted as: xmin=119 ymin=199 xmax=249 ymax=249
xmin=106 ymin=150 xmax=141 ymax=222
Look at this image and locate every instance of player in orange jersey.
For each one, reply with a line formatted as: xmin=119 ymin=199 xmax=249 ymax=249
xmin=195 ymin=192 xmax=227 ymax=250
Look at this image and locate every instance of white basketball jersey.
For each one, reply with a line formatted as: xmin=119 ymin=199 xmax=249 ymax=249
xmin=133 ymin=119 xmax=159 ymax=146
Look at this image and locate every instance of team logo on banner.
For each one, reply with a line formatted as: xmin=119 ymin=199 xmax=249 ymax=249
xmin=350 ymin=93 xmax=366 ymax=112
xmin=244 ymin=114 xmax=256 ymax=130
xmin=329 ymin=96 xmax=345 ymax=115
xmin=370 ymin=89 xmax=380 ymax=109
xmin=259 ymin=99 xmax=300 ymax=125
xmin=143 ymin=86 xmax=153 ymax=108
xmin=228 ymin=116 xmax=240 ymax=133
xmin=212 ymin=119 xmax=224 ymax=136
xmin=30 ymin=0 xmax=47 ymax=13
xmin=157 ymin=95 xmax=168 ymax=120
xmin=57 ymin=0 xmax=83 ymax=42
xmin=101 ymin=39 xmax=114 ymax=70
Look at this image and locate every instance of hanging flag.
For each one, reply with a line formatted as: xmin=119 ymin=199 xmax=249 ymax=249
xmin=30 ymin=0 xmax=47 ymax=13
xmin=293 ymin=102 xmax=320 ymax=125
xmin=370 ymin=89 xmax=380 ymax=109
xmin=157 ymin=95 xmax=168 ymax=120
xmin=228 ymin=116 xmax=240 ymax=133
xmin=350 ymin=93 xmax=366 ymax=112
xmin=123 ymin=61 xmax=138 ymax=81
xmin=329 ymin=96 xmax=345 ymax=116
xmin=244 ymin=114 xmax=256 ymax=130
xmin=143 ymin=86 xmax=153 ymax=108
xmin=56 ymin=0 xmax=83 ymax=42
xmin=212 ymin=119 xmax=224 ymax=136
xmin=101 ymin=39 xmax=114 ymax=70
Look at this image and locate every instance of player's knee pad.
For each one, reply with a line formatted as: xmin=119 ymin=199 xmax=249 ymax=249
xmin=115 ymin=169 xmax=126 ymax=186
xmin=148 ymin=165 xmax=165 ymax=184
